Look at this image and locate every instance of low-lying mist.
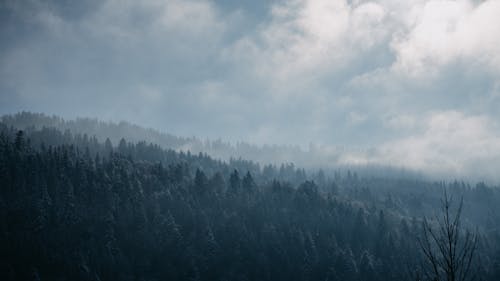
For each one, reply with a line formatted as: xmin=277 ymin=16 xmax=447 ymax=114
xmin=2 ymin=111 xmax=497 ymax=184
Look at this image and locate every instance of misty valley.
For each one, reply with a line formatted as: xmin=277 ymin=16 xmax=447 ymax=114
xmin=1 ymin=112 xmax=499 ymax=281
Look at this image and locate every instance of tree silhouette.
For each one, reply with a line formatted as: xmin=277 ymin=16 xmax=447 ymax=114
xmin=417 ymin=191 xmax=478 ymax=281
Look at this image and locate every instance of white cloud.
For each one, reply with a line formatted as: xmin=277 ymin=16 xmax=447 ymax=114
xmin=228 ymin=0 xmax=500 ymax=89
xmin=356 ymin=111 xmax=500 ymax=181
xmin=317 ymin=110 xmax=500 ymax=181
xmin=227 ymin=0 xmax=390 ymax=90
xmin=391 ymin=0 xmax=500 ymax=77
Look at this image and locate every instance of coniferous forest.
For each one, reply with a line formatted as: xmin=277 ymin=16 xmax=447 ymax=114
xmin=3 ymin=0 xmax=500 ymax=280
xmin=1 ymin=113 xmax=500 ymax=281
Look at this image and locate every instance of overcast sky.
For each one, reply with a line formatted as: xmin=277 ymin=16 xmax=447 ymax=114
xmin=1 ymin=0 xmax=500 ymax=180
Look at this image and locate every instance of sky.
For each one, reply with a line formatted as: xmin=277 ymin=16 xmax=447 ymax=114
xmin=1 ymin=0 xmax=500 ymax=180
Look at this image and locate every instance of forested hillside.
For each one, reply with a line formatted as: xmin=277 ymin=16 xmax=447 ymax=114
xmin=4 ymin=0 xmax=500 ymax=279
xmin=0 ymin=112 xmax=418 ymax=177
xmin=1 ymin=120 xmax=500 ymax=281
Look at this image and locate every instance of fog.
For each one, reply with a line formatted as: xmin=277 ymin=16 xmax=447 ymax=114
xmin=1 ymin=0 xmax=500 ymax=181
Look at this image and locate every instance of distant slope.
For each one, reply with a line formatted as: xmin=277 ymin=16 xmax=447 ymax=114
xmin=0 ymin=111 xmax=194 ymax=151
xmin=0 ymin=112 xmax=421 ymax=179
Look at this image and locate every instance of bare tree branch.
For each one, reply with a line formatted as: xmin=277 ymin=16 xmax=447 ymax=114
xmin=418 ymin=190 xmax=478 ymax=281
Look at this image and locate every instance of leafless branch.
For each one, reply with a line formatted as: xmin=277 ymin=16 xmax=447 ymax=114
xmin=418 ymin=190 xmax=478 ymax=281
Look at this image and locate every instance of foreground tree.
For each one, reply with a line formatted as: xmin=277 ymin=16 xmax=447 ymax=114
xmin=417 ymin=191 xmax=479 ymax=281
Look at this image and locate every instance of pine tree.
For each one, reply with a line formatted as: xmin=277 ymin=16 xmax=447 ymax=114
xmin=229 ymin=170 xmax=241 ymax=193
xmin=242 ymin=171 xmax=256 ymax=192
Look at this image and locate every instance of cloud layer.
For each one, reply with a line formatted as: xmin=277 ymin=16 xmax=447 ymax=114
xmin=1 ymin=0 xmax=500 ymax=180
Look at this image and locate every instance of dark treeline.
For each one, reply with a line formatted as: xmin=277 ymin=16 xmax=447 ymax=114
xmin=0 ymin=111 xmax=311 ymax=166
xmin=1 ymin=123 xmax=500 ymax=280
xmin=0 ymin=112 xmax=421 ymax=176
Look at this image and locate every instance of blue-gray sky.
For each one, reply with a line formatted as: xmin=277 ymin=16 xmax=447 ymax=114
xmin=1 ymin=0 xmax=500 ymax=179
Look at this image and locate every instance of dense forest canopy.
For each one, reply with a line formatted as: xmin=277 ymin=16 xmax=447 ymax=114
xmin=1 ymin=114 xmax=499 ymax=280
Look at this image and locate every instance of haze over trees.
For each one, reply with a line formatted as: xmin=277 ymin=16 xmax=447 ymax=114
xmin=0 ymin=112 xmax=421 ymax=178
xmin=1 ymin=114 xmax=499 ymax=281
